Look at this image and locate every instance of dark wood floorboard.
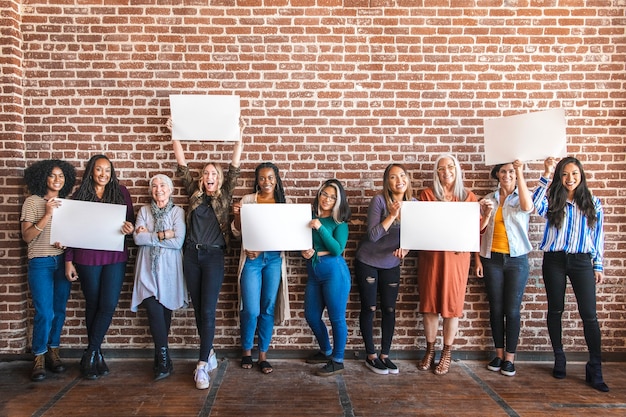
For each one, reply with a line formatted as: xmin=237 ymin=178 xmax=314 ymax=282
xmin=1 ymin=358 xmax=625 ymax=417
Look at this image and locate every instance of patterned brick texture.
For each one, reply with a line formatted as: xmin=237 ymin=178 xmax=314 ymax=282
xmin=1 ymin=0 xmax=624 ymax=356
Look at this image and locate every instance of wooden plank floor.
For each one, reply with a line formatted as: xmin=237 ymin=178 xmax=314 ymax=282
xmin=1 ymin=357 xmax=625 ymax=417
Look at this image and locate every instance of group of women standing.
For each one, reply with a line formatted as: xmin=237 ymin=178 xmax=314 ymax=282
xmin=21 ymin=134 xmax=608 ymax=392
xmin=353 ymin=154 xmax=608 ymax=392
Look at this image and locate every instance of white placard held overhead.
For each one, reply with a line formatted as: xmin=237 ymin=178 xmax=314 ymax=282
xmin=169 ymin=94 xmax=240 ymax=141
xmin=240 ymin=204 xmax=312 ymax=252
xmin=400 ymin=201 xmax=480 ymax=252
xmin=483 ymin=108 xmax=567 ymax=166
xmin=50 ymin=199 xmax=127 ymax=252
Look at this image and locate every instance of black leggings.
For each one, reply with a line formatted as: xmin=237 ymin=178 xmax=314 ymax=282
xmin=142 ymin=296 xmax=172 ymax=350
xmin=355 ymin=260 xmax=400 ymax=356
xmin=542 ymin=252 xmax=602 ymax=359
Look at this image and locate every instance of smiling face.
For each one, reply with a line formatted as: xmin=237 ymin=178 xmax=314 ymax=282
xmin=46 ymin=166 xmax=65 ymax=196
xmin=387 ymin=165 xmax=408 ymax=197
xmin=497 ymin=163 xmax=516 ymax=189
xmin=151 ymin=177 xmax=172 ymax=208
xmin=257 ymin=167 xmax=276 ymax=197
xmin=202 ymin=163 xmax=219 ymax=194
xmin=92 ymin=158 xmax=111 ymax=188
xmin=561 ymin=162 xmax=581 ymax=198
xmin=436 ymin=157 xmax=456 ymax=187
xmin=318 ymin=185 xmax=338 ymax=215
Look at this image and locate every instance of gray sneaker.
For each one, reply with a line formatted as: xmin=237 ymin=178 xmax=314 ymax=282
xmin=208 ymin=349 xmax=218 ymax=372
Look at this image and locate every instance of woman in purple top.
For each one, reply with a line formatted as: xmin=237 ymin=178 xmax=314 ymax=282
xmin=65 ymin=155 xmax=135 ymax=380
xmin=355 ymin=164 xmax=415 ymax=375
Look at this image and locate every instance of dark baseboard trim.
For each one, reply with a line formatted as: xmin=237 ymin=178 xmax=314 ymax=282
xmin=2 ymin=349 xmax=625 ymax=363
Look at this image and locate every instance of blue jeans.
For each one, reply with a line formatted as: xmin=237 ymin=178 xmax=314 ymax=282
xmin=28 ymin=255 xmax=72 ymax=355
xmin=481 ymin=253 xmax=529 ymax=354
xmin=304 ymin=255 xmax=351 ymax=363
xmin=240 ymin=251 xmax=282 ymax=353
xmin=542 ymin=251 xmax=602 ymax=358
xmin=184 ymin=246 xmax=224 ymax=362
xmin=77 ymin=262 xmax=126 ymax=352
xmin=355 ymin=260 xmax=400 ymax=356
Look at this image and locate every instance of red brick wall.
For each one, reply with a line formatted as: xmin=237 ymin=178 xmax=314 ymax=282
xmin=0 ymin=0 xmax=29 ymax=354
xmin=1 ymin=1 xmax=624 ymax=355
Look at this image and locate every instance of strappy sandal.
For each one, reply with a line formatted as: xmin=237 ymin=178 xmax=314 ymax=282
xmin=418 ymin=342 xmax=436 ymax=371
xmin=258 ymin=360 xmax=273 ymax=374
xmin=241 ymin=355 xmax=253 ymax=369
xmin=434 ymin=344 xmax=452 ymax=376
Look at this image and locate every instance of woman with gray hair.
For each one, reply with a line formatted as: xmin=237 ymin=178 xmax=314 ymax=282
xmin=131 ymin=174 xmax=187 ymax=380
xmin=416 ymin=154 xmax=491 ymax=376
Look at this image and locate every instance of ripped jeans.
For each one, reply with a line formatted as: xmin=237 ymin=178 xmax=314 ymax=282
xmin=355 ymin=260 xmax=400 ymax=356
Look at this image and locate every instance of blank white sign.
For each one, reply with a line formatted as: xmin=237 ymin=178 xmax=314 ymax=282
xmin=169 ymin=94 xmax=240 ymax=141
xmin=483 ymin=108 xmax=567 ymax=166
xmin=50 ymin=199 xmax=127 ymax=252
xmin=400 ymin=201 xmax=480 ymax=252
xmin=240 ymin=204 xmax=312 ymax=251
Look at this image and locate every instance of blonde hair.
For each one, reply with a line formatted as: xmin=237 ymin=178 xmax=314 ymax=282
xmin=197 ymin=162 xmax=224 ymax=198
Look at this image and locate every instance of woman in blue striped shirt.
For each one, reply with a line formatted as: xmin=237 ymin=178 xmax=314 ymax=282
xmin=533 ymin=156 xmax=608 ymax=392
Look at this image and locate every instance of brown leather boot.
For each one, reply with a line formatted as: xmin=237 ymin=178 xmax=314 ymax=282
xmin=31 ymin=354 xmax=46 ymax=382
xmin=45 ymin=347 xmax=66 ymax=373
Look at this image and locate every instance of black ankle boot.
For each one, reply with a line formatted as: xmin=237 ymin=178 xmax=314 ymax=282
xmin=95 ymin=349 xmax=109 ymax=376
xmin=154 ymin=347 xmax=172 ymax=381
xmin=80 ymin=350 xmax=99 ymax=380
xmin=585 ymin=361 xmax=609 ymax=392
xmin=552 ymin=349 xmax=566 ymax=379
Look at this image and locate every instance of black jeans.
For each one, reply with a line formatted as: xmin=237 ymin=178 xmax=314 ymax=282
xmin=142 ymin=296 xmax=172 ymax=350
xmin=355 ymin=260 xmax=400 ymax=356
xmin=481 ymin=253 xmax=529 ymax=354
xmin=542 ymin=251 xmax=602 ymax=359
xmin=184 ymin=245 xmax=225 ymax=362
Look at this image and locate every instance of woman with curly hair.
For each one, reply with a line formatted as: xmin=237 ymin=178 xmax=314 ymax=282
xmin=21 ymin=159 xmax=76 ymax=381
xmin=533 ymin=156 xmax=609 ymax=392
xmin=65 ymin=155 xmax=135 ymax=380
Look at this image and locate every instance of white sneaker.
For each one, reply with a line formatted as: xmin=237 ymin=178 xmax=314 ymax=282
xmin=194 ymin=363 xmax=210 ymax=390
xmin=208 ymin=349 xmax=218 ymax=372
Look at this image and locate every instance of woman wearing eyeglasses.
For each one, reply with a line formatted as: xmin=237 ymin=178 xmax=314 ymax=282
xmin=416 ymin=154 xmax=491 ymax=376
xmin=302 ymin=179 xmax=352 ymax=377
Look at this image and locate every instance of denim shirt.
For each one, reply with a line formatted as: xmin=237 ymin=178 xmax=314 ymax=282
xmin=480 ymin=186 xmax=533 ymax=258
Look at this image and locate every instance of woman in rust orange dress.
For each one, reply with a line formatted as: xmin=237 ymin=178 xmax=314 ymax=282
xmin=416 ymin=154 xmax=491 ymax=375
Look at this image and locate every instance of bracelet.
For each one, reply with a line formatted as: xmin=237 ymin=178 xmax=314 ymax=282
xmin=34 ymin=224 xmax=44 ymax=232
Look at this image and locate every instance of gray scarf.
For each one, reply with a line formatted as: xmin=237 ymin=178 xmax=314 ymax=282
xmin=150 ymin=199 xmax=174 ymax=281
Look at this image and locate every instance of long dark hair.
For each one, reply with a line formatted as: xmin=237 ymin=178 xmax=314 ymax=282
xmin=72 ymin=154 xmax=125 ymax=204
xmin=24 ymin=159 xmax=76 ymax=198
xmin=547 ymin=157 xmax=597 ymax=229
xmin=382 ymin=163 xmax=413 ymax=210
xmin=254 ymin=162 xmax=286 ymax=203
xmin=312 ymin=179 xmax=351 ymax=223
